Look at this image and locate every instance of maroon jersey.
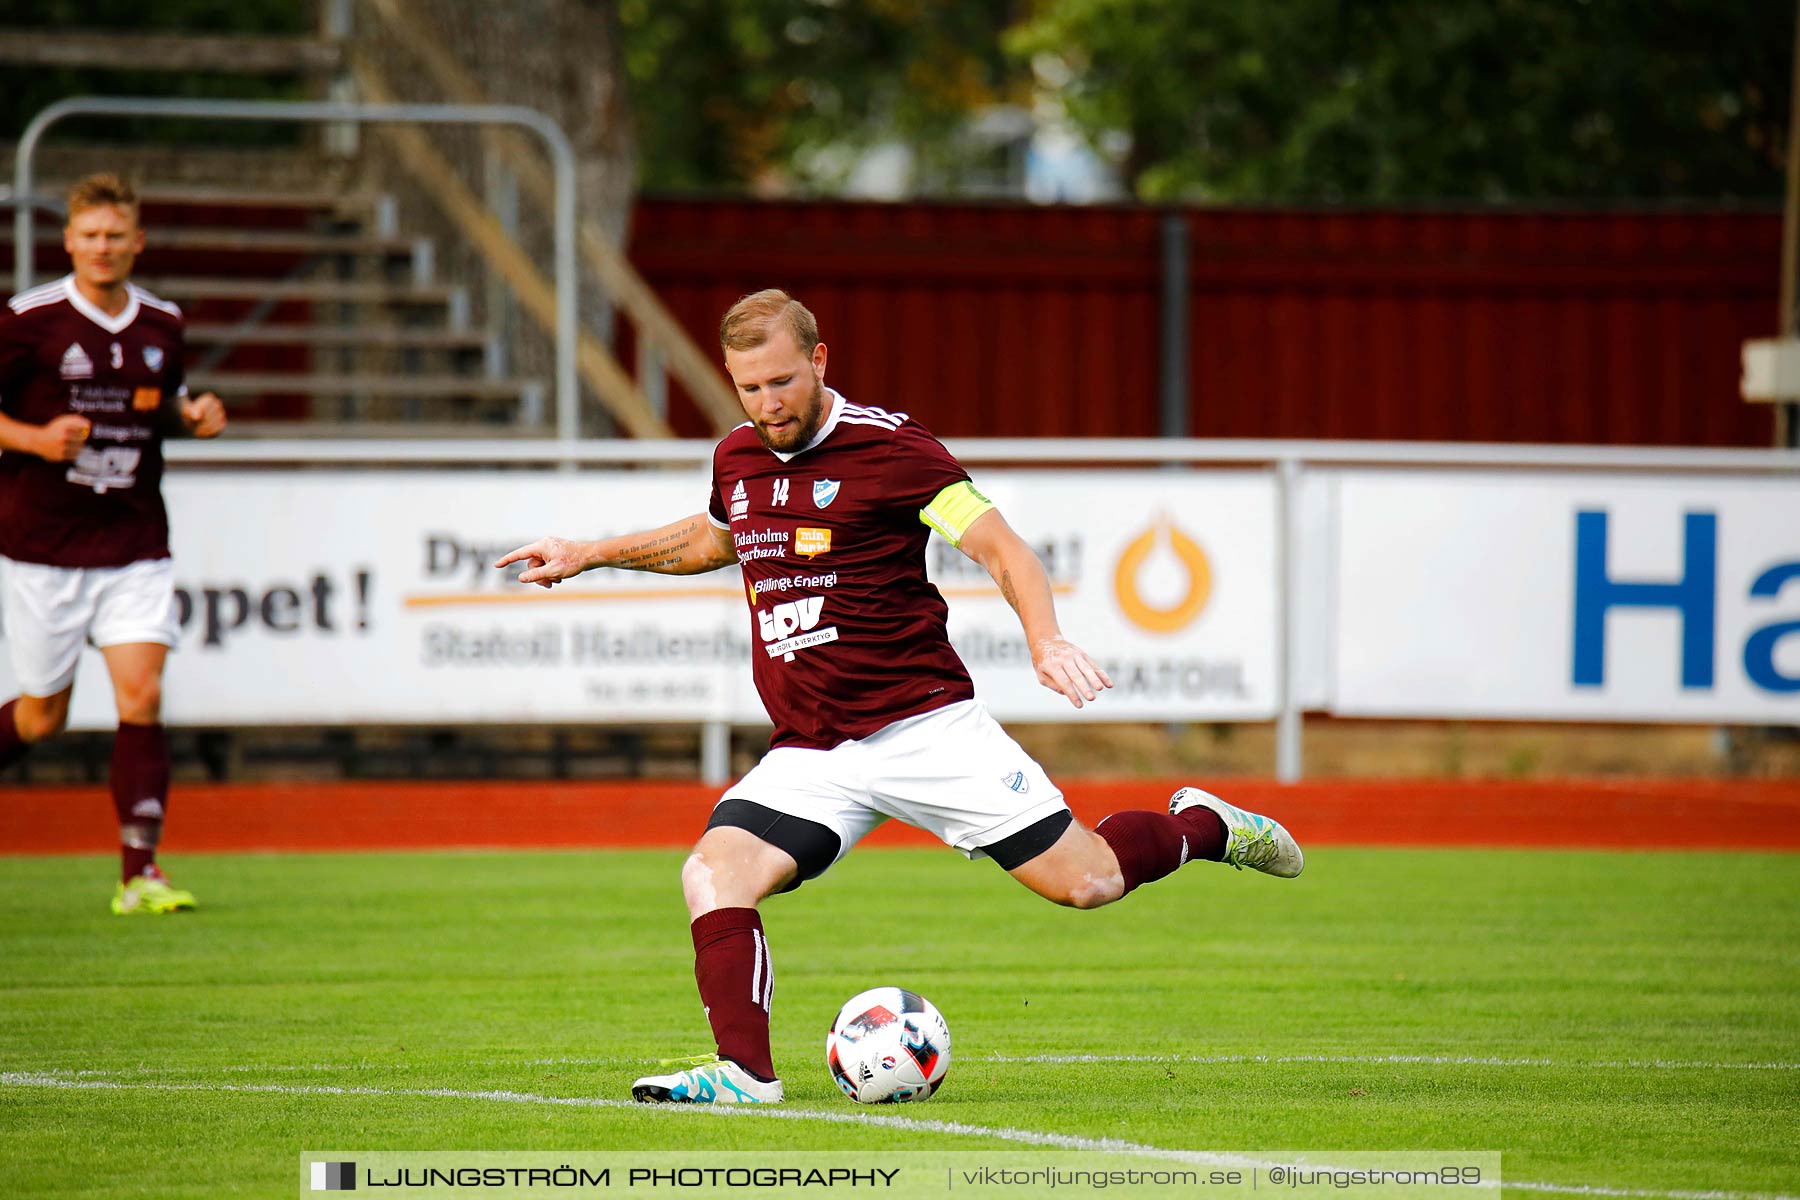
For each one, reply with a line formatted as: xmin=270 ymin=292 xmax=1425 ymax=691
xmin=0 ymin=276 xmax=186 ymax=567
xmin=709 ymin=391 xmax=977 ymax=750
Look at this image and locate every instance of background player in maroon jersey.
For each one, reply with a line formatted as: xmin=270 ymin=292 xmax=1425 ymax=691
xmin=0 ymin=174 xmax=225 ymax=915
xmin=498 ymin=290 xmax=1302 ymax=1104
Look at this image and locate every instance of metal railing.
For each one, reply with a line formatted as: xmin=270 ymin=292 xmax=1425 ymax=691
xmin=14 ymin=96 xmax=582 ymax=440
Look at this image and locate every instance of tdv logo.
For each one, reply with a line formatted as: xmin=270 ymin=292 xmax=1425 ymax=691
xmin=758 ymin=596 xmax=825 ymax=642
xmin=1572 ymin=510 xmax=1800 ymax=693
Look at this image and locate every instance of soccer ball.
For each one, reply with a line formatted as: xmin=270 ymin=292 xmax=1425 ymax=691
xmin=825 ymin=987 xmax=952 ymax=1104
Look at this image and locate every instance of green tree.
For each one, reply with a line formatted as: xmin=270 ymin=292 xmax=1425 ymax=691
xmin=1007 ymin=0 xmax=1790 ymax=201
xmin=618 ymin=0 xmax=1029 ymax=192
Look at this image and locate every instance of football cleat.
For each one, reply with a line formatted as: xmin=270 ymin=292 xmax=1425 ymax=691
xmin=1170 ymin=787 xmax=1304 ymax=878
xmin=111 ymin=865 xmax=197 ymax=915
xmin=631 ymin=1055 xmax=783 ymax=1105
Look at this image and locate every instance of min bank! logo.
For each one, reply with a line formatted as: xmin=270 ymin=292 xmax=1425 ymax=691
xmin=1113 ymin=515 xmax=1212 ymax=635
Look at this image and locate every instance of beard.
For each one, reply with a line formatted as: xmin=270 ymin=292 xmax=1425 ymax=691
xmin=753 ymin=375 xmax=829 ymax=453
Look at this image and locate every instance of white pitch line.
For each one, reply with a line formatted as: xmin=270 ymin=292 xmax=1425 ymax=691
xmin=982 ymin=1053 xmax=1800 ymax=1072
xmin=0 ymin=1071 xmax=1294 ymax=1167
xmin=3 ymin=1071 xmax=1794 ymax=1200
xmin=28 ymin=1052 xmax=1800 ymax=1081
xmin=36 ymin=1055 xmax=642 ymax=1079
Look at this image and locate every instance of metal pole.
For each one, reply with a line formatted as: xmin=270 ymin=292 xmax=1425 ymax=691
xmin=1780 ymin=0 xmax=1800 ymax=447
xmin=323 ymin=0 xmax=353 ymax=39
xmin=639 ymin=342 xmax=668 ymax=424
xmin=12 ymin=177 xmax=32 ymax=295
xmin=14 ymin=97 xmax=579 ymax=440
xmin=320 ymin=0 xmax=358 ymax=158
xmin=1157 ymin=213 xmax=1194 ymax=748
xmin=700 ymin=720 xmax=730 ymax=787
xmin=1159 ymin=212 xmax=1191 ymax=438
xmin=483 ymin=153 xmax=518 ymax=380
xmin=1274 ymin=457 xmax=1304 ymax=782
xmin=552 ymin=131 xmax=579 ymax=447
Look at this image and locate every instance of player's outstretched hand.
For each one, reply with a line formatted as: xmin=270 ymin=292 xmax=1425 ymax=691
xmin=180 ymin=391 xmax=227 ymax=439
xmin=36 ymin=413 xmax=90 ymax=462
xmin=1031 ymin=636 xmax=1114 ymax=709
xmin=494 ymin=536 xmax=590 ymax=588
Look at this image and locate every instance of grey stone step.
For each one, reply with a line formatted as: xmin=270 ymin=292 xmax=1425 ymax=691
xmin=191 ymin=371 xmax=538 ymax=400
xmin=186 ymin=323 xmax=486 ymax=350
xmin=135 ymin=277 xmax=454 ymax=305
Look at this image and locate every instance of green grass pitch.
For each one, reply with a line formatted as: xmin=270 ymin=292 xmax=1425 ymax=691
xmin=2 ymin=846 xmax=1796 ymax=1197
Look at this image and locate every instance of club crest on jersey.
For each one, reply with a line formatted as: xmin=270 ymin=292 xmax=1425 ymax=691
xmin=1002 ymin=770 xmax=1030 ymax=794
xmin=813 ymin=478 xmax=841 ymax=509
xmin=60 ymin=343 xmax=93 ymax=380
xmin=142 ymin=345 xmax=164 ymax=372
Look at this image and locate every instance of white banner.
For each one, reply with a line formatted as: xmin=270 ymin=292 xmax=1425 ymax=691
xmin=1 ymin=469 xmax=1280 ymax=729
xmin=942 ymin=471 xmax=1279 ymax=720
xmin=1332 ymin=470 xmax=1800 ymax=721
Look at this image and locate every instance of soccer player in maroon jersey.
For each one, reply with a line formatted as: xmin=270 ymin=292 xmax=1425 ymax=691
xmin=497 ymin=290 xmax=1302 ymax=1104
xmin=0 ymin=174 xmax=226 ymax=915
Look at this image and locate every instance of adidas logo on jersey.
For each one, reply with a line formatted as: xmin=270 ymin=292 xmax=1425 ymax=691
xmin=60 ymin=343 xmax=93 ymax=379
xmin=729 ymin=479 xmax=749 ymax=522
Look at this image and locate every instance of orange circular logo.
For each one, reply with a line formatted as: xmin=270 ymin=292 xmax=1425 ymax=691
xmin=1113 ymin=516 xmax=1212 ymax=634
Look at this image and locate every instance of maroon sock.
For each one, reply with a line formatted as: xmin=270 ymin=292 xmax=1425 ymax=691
xmin=1095 ymin=806 xmax=1228 ymax=895
xmin=111 ymin=722 xmax=170 ymax=883
xmin=0 ymin=699 xmax=28 ymax=770
xmin=691 ymin=907 xmax=776 ymax=1081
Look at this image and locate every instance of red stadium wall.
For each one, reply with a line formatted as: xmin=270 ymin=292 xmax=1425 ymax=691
xmin=628 ymin=199 xmax=1781 ymax=447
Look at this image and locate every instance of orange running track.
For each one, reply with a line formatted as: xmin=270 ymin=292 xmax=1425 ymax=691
xmin=4 ymin=779 xmax=1798 ymax=855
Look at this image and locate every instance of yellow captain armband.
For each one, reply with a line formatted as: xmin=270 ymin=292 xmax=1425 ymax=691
xmin=918 ymin=480 xmax=995 ymax=547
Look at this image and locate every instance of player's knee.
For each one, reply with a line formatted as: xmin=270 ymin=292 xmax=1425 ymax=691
xmin=1038 ymin=872 xmax=1124 ymax=910
xmin=680 ymin=850 xmax=713 ymax=907
xmin=682 ymin=830 xmax=795 ymax=917
xmin=681 ymin=846 xmax=748 ymax=917
xmin=1065 ymin=874 xmax=1125 ymax=909
xmin=115 ymin=676 xmax=162 ymax=723
xmin=14 ymin=696 xmax=69 ymax=742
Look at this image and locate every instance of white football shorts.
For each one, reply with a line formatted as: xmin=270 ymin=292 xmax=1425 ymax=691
xmin=0 ymin=555 xmax=180 ymax=695
xmin=721 ymin=698 xmax=1067 ymax=867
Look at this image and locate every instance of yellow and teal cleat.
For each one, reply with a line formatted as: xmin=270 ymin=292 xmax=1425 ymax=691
xmin=1170 ymin=787 xmax=1305 ymax=878
xmin=111 ymin=866 xmax=197 ymax=915
xmin=631 ymin=1055 xmax=783 ymax=1104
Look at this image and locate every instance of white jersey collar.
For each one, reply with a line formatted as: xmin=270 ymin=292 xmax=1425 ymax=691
xmin=61 ymin=274 xmax=141 ymax=335
xmin=771 ymin=388 xmax=846 ymax=463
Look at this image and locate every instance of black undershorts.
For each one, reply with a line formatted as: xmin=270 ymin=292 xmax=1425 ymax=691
xmin=705 ymin=800 xmax=1074 ymax=891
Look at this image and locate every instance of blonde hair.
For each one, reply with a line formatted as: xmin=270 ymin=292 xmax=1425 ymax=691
xmin=67 ymin=173 xmax=139 ymax=222
xmin=719 ymin=289 xmax=819 ymax=355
